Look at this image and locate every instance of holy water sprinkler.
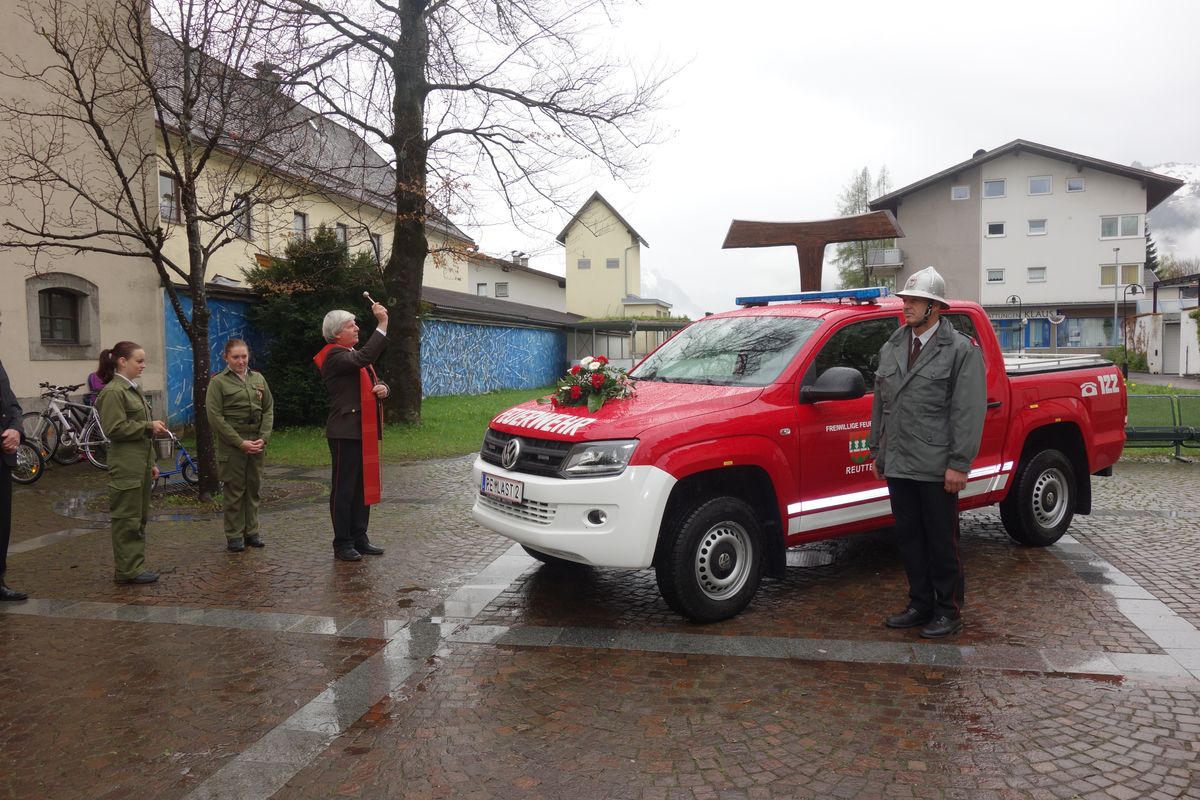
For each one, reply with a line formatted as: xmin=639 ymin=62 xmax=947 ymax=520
xmin=363 ymin=291 xmax=379 ymax=306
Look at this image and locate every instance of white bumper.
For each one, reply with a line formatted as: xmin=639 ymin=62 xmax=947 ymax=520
xmin=470 ymin=457 xmax=677 ymax=569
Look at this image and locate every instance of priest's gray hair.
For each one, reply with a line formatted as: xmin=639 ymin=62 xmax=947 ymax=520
xmin=321 ymin=310 xmax=355 ymax=343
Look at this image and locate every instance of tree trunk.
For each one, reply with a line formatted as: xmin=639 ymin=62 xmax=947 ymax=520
xmin=381 ymin=0 xmax=431 ymax=425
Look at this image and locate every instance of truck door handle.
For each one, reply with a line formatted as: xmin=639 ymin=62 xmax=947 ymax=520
xmin=987 ymin=400 xmax=1002 ymax=409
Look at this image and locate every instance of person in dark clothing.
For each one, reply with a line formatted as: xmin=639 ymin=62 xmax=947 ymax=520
xmin=313 ymin=303 xmax=389 ymax=562
xmin=1 ymin=360 xmax=29 ymax=600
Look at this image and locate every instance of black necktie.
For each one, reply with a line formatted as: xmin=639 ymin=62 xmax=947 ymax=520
xmin=908 ymin=337 xmax=922 ymax=370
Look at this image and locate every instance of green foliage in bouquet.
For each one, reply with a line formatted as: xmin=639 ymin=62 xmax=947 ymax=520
xmin=539 ymin=356 xmax=636 ymax=413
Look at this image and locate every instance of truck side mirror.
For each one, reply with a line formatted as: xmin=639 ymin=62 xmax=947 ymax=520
xmin=800 ymin=366 xmax=866 ymax=403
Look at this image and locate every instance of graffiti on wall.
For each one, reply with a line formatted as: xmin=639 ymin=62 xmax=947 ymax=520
xmin=421 ymin=319 xmax=564 ymax=396
xmin=163 ymin=295 xmax=264 ymax=426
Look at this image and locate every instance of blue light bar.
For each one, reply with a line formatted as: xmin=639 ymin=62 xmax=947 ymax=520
xmin=735 ymin=287 xmax=890 ymax=307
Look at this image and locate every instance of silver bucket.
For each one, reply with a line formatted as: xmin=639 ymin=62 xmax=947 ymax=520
xmin=153 ymin=437 xmax=175 ymax=461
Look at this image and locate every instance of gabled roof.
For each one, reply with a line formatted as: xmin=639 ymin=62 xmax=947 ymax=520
xmin=555 ymin=191 xmax=649 ymax=247
xmin=421 ymin=286 xmax=582 ymax=328
xmin=869 ymin=139 xmax=1185 ymax=213
xmin=150 ymin=29 xmax=472 ymax=244
xmin=470 ymin=252 xmax=566 ymax=287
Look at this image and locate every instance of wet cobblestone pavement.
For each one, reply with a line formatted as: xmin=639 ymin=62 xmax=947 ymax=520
xmin=2 ymin=456 xmax=1199 ymax=798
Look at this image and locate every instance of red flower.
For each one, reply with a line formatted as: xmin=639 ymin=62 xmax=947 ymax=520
xmin=596 ymin=355 xmax=609 ymax=365
xmin=590 ymin=373 xmax=605 ymax=389
xmin=569 ymin=385 xmax=582 ymax=400
xmin=570 ymin=365 xmax=581 ymax=375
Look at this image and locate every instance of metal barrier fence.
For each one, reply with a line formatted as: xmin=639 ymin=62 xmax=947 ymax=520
xmin=1125 ymin=394 xmax=1199 ymax=458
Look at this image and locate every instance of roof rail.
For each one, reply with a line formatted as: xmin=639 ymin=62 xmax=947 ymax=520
xmin=735 ymin=287 xmax=890 ymax=307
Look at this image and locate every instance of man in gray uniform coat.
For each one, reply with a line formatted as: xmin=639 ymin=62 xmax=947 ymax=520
xmin=869 ymin=266 xmax=986 ymax=638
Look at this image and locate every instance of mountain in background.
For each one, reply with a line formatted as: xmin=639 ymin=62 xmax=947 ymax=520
xmin=1145 ymin=162 xmax=1200 ymax=262
xmin=642 ymin=268 xmax=704 ymax=320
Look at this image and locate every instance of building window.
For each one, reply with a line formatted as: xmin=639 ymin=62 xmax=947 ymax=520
xmin=951 ymin=185 xmax=970 ymax=201
xmin=986 ymin=222 xmax=1005 ymax=237
xmin=159 ymin=173 xmax=180 ymax=223
xmin=495 ymin=282 xmax=509 ymax=298
xmin=231 ymin=195 xmax=251 ymax=240
xmin=292 ymin=211 xmax=308 ymax=240
xmin=1064 ymin=317 xmax=1114 ymax=348
xmin=1100 ymin=214 xmax=1139 ymax=238
xmin=335 ymin=223 xmax=348 ymax=244
xmin=1027 ymin=267 xmax=1046 ymax=282
xmin=606 ymin=258 xmax=620 ymax=269
xmin=1066 ymin=177 xmax=1085 ymax=192
xmin=39 ymin=289 xmax=79 ymax=343
xmin=1028 ymin=175 xmax=1052 ymax=195
xmin=982 ymin=179 xmax=1005 ymax=198
xmin=370 ymin=233 xmax=383 ymax=264
xmin=476 ymin=283 xmax=487 ymax=296
xmin=1028 ymin=219 xmax=1047 ymax=235
xmin=1026 ymin=318 xmax=1051 ymax=348
xmin=1100 ymin=263 xmax=1142 ymax=287
xmin=993 ymin=319 xmax=1022 ymax=352
xmin=986 ymin=269 xmax=1005 ymax=283
xmin=577 ymin=258 xmax=591 ymax=270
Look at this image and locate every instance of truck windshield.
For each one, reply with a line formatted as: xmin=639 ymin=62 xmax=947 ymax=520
xmin=631 ymin=316 xmax=821 ymax=386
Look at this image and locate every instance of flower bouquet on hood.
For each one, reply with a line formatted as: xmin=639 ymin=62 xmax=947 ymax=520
xmin=539 ymin=356 xmax=636 ymax=413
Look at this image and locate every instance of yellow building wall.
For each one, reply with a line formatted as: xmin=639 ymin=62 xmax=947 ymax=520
xmin=563 ymin=199 xmax=642 ymax=317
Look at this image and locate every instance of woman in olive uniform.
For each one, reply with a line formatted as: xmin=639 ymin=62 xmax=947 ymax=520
xmin=95 ymin=341 xmax=168 ymax=584
xmin=206 ymin=339 xmax=274 ymax=552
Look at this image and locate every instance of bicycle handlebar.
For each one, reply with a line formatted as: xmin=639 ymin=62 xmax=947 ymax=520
xmin=38 ymin=382 xmax=84 ymax=395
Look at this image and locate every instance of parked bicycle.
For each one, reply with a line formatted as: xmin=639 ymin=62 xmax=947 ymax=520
xmin=153 ymin=430 xmax=199 ymax=486
xmin=21 ymin=382 xmax=109 ymax=469
xmin=12 ymin=435 xmax=45 ymax=485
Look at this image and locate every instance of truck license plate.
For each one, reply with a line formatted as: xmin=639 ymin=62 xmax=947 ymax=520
xmin=481 ymin=472 xmax=524 ymax=504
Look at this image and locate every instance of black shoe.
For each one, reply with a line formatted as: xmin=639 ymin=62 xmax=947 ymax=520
xmin=884 ymin=607 xmax=933 ymax=629
xmin=0 ymin=583 xmax=28 ymax=601
xmin=227 ymin=538 xmax=245 ymax=552
xmin=334 ymin=548 xmax=362 ymax=562
xmin=356 ymin=542 xmax=384 ymax=556
xmin=920 ymin=615 xmax=964 ymax=639
xmin=244 ymin=534 xmax=264 ymax=548
xmin=117 ymin=571 xmax=159 ymax=585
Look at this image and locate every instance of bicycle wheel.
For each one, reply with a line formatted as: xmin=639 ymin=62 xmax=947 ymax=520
xmin=12 ymin=440 xmax=44 ymax=485
xmin=80 ymin=417 xmax=109 ymax=470
xmin=20 ymin=411 xmax=59 ymax=462
xmin=180 ymin=456 xmax=198 ymax=485
xmin=51 ymin=423 xmax=81 ymax=465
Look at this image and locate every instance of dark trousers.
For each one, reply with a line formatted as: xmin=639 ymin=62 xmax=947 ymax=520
xmin=328 ymin=438 xmax=370 ymax=550
xmin=886 ymin=477 xmax=964 ymax=618
xmin=1 ymin=464 xmax=10 ymax=576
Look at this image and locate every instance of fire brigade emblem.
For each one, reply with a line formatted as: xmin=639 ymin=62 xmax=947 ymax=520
xmin=849 ymin=435 xmax=871 ymax=464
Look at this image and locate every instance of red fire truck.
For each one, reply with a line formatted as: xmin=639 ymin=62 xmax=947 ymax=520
xmin=471 ymin=288 xmax=1127 ymax=622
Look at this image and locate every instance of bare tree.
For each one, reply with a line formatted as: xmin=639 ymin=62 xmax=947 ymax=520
xmin=0 ymin=0 xmax=325 ymax=495
xmin=833 ymin=166 xmax=893 ymax=289
xmin=266 ymin=0 xmax=668 ymax=423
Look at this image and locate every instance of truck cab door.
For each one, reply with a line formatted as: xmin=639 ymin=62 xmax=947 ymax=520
xmin=789 ymin=315 xmax=899 ymax=542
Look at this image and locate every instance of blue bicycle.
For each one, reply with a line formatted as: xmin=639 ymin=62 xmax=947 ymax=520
xmin=153 ymin=431 xmax=199 ymax=486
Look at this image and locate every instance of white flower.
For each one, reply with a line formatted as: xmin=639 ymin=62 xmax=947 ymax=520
xmin=588 ymin=361 xmax=601 ymax=371
xmin=579 ymin=356 xmax=594 ymax=367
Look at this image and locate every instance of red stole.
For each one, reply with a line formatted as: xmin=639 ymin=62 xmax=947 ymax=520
xmin=313 ymin=344 xmax=383 ymax=505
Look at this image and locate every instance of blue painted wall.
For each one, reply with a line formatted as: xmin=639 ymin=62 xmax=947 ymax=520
xmin=420 ymin=319 xmax=564 ymax=396
xmin=164 ymin=295 xmax=264 ymax=426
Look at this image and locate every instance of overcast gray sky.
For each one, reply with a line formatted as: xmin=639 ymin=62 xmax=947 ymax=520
xmin=464 ymin=0 xmax=1200 ymax=318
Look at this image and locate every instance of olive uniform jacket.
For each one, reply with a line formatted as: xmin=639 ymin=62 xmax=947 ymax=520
xmin=868 ymin=320 xmax=987 ymax=482
xmin=206 ymin=368 xmax=274 ymax=458
xmin=321 ymin=330 xmax=388 ymax=440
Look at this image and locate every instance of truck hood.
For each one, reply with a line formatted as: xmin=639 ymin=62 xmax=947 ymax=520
xmin=489 ymin=382 xmax=766 ymax=440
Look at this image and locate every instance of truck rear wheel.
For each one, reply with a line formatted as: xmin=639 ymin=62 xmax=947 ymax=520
xmin=656 ymin=497 xmax=763 ymax=623
xmin=1000 ymin=449 xmax=1075 ymax=546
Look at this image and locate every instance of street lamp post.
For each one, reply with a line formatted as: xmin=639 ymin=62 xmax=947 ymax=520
xmin=1111 ymin=247 xmax=1121 ymax=348
xmin=1005 ymin=294 xmax=1023 ymax=354
xmin=1122 ymin=282 xmax=1144 ymax=378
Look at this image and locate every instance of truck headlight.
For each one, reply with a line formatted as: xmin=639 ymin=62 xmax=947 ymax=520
xmin=559 ymin=440 xmax=638 ymax=478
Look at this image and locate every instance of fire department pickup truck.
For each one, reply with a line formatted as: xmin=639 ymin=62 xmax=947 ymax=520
xmin=471 ymin=287 xmax=1126 ymax=622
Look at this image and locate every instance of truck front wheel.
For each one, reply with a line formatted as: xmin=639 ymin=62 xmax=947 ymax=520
xmin=656 ymin=497 xmax=763 ymax=623
xmin=999 ymin=449 xmax=1076 ymax=546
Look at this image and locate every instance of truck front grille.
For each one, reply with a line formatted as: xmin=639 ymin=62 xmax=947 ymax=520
xmin=481 ymin=429 xmax=572 ymax=477
xmin=477 ymin=494 xmax=557 ymax=525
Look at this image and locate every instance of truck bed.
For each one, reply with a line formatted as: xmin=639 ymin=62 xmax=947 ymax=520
xmin=1002 ymin=352 xmax=1113 ymax=375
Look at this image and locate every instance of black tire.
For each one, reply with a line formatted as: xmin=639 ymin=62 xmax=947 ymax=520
xmin=20 ymin=412 xmax=59 ymax=462
xmin=181 ymin=459 xmax=199 ymax=486
xmin=12 ymin=441 xmax=44 ymax=485
xmin=81 ymin=418 xmax=108 ymax=470
xmin=655 ymin=496 xmax=763 ymax=623
xmin=1000 ymin=448 xmax=1076 ymax=546
xmin=50 ymin=428 xmax=80 ymax=465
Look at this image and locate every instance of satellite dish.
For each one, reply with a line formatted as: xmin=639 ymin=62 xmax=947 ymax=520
xmin=1047 ymin=313 xmax=1066 ymax=325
